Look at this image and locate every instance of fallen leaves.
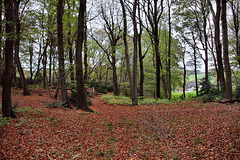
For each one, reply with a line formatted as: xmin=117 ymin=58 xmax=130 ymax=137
xmin=0 ymin=89 xmax=239 ymax=159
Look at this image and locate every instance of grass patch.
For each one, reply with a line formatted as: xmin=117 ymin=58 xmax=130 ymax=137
xmin=101 ymin=94 xmax=171 ymax=105
xmin=0 ymin=115 xmax=13 ymax=127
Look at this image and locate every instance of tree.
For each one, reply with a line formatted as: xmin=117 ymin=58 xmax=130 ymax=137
xmin=13 ymin=0 xmax=30 ymax=95
xmin=141 ymin=0 xmax=164 ymax=99
xmin=93 ymin=0 xmax=123 ymax=96
xmin=76 ymin=0 xmax=93 ymax=111
xmin=57 ymin=0 xmax=70 ymax=107
xmin=221 ymin=0 xmax=233 ymax=99
xmin=2 ymin=0 xmax=15 ymax=117
xmin=208 ymin=0 xmax=225 ymax=93
xmin=132 ymin=0 xmax=138 ymax=105
xmin=229 ymin=0 xmax=240 ymax=67
xmin=120 ymin=0 xmax=133 ymax=98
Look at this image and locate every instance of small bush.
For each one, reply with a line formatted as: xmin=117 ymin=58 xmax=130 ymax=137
xmin=234 ymin=85 xmax=240 ymax=99
xmin=47 ymin=100 xmax=62 ymax=108
xmin=199 ymin=79 xmax=223 ymax=102
xmin=0 ymin=115 xmax=12 ymax=127
xmin=101 ymin=94 xmax=171 ymax=106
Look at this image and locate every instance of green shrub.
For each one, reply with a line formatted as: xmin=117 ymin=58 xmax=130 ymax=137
xmin=199 ymin=79 xmax=223 ymax=102
xmin=0 ymin=115 xmax=12 ymax=127
xmin=234 ymin=85 xmax=240 ymax=99
xmin=47 ymin=100 xmax=62 ymax=108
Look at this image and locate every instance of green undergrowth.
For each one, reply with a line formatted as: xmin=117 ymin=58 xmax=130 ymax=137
xmin=101 ymin=92 xmax=197 ymax=106
xmin=101 ymin=95 xmax=171 ymax=106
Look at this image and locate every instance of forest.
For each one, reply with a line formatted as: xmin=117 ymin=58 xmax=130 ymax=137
xmin=0 ymin=0 xmax=239 ymax=159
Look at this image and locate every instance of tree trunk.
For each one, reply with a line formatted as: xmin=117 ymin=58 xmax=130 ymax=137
xmin=138 ymin=0 xmax=144 ymax=98
xmin=182 ymin=50 xmax=186 ymax=99
xmin=29 ymin=39 xmax=33 ymax=83
xmin=67 ymin=1 xmax=74 ymax=86
xmin=49 ymin=37 xmax=53 ymax=86
xmin=221 ymin=0 xmax=233 ymax=99
xmin=192 ymin=31 xmax=199 ymax=96
xmin=120 ymin=0 xmax=133 ymax=98
xmin=14 ymin=1 xmax=29 ymax=95
xmin=112 ymin=50 xmax=119 ymax=96
xmin=0 ymin=0 xmax=2 ymax=84
xmin=132 ymin=0 xmax=138 ymax=106
xmin=84 ymin=15 xmax=88 ymax=84
xmin=2 ymin=0 xmax=15 ymax=118
xmin=167 ymin=0 xmax=172 ymax=101
xmin=76 ymin=0 xmax=93 ymax=111
xmin=57 ymin=0 xmax=70 ymax=107
xmin=215 ymin=0 xmax=225 ymax=93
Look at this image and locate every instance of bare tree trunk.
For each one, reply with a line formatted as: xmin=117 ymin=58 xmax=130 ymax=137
xmin=29 ymin=39 xmax=33 ymax=83
xmin=2 ymin=0 xmax=15 ymax=118
xmin=120 ymin=0 xmax=133 ymax=98
xmin=76 ymin=0 xmax=93 ymax=111
xmin=49 ymin=37 xmax=53 ymax=86
xmin=67 ymin=0 xmax=74 ymax=86
xmin=222 ymin=0 xmax=233 ymax=99
xmin=182 ymin=50 xmax=186 ymax=99
xmin=83 ymin=12 xmax=88 ymax=84
xmin=132 ymin=0 xmax=138 ymax=106
xmin=167 ymin=0 xmax=172 ymax=101
xmin=137 ymin=1 xmax=144 ymax=98
xmin=14 ymin=0 xmax=29 ymax=95
xmin=57 ymin=0 xmax=70 ymax=107
xmin=192 ymin=31 xmax=199 ymax=96
xmin=112 ymin=50 xmax=119 ymax=96
xmin=0 ymin=0 xmax=2 ymax=84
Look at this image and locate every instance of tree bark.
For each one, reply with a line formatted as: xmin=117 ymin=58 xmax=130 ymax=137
xmin=167 ymin=0 xmax=172 ymax=101
xmin=132 ymin=0 xmax=138 ymax=106
xmin=120 ymin=0 xmax=133 ymax=98
xmin=14 ymin=0 xmax=29 ymax=95
xmin=2 ymin=0 xmax=15 ymax=118
xmin=221 ymin=0 xmax=233 ymax=99
xmin=76 ymin=0 xmax=93 ymax=111
xmin=137 ymin=0 xmax=144 ymax=98
xmin=57 ymin=0 xmax=70 ymax=107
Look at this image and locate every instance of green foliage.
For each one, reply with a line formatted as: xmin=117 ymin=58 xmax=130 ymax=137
xmin=139 ymin=98 xmax=170 ymax=105
xmin=199 ymin=79 xmax=223 ymax=102
xmin=101 ymin=95 xmax=132 ymax=105
xmin=234 ymin=84 xmax=240 ymax=99
xmin=47 ymin=100 xmax=62 ymax=108
xmin=101 ymin=94 xmax=171 ymax=105
xmin=0 ymin=115 xmax=13 ymax=127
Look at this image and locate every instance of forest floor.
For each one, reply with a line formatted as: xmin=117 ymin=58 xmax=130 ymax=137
xmin=0 ymin=89 xmax=239 ymax=159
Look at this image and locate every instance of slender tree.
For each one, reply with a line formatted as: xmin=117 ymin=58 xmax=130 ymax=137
xmin=142 ymin=0 xmax=164 ymax=99
xmin=57 ymin=0 xmax=70 ymax=107
xmin=208 ymin=0 xmax=225 ymax=93
xmin=76 ymin=0 xmax=93 ymax=111
xmin=2 ymin=0 xmax=15 ymax=117
xmin=221 ymin=0 xmax=233 ymax=99
xmin=132 ymin=0 xmax=138 ymax=105
xmin=120 ymin=0 xmax=133 ymax=98
xmin=13 ymin=0 xmax=29 ymax=95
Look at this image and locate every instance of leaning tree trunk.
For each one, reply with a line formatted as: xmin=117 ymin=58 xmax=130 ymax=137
xmin=221 ymin=0 xmax=233 ymax=99
xmin=2 ymin=0 xmax=15 ymax=118
xmin=57 ymin=0 xmax=70 ymax=107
